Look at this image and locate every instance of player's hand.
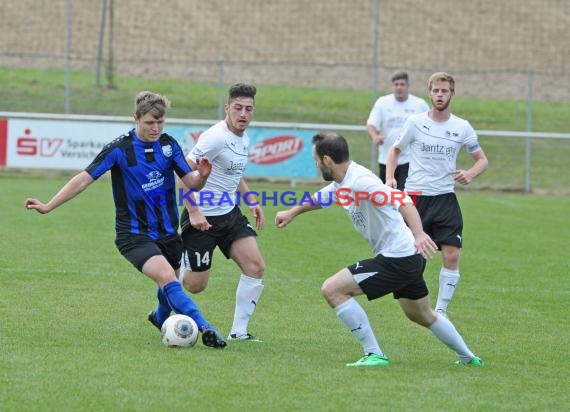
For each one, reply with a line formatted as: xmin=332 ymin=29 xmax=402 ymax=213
xmin=372 ymin=134 xmax=384 ymax=145
xmin=414 ymin=232 xmax=438 ymax=259
xmin=275 ymin=210 xmax=294 ymax=228
xmin=250 ymin=204 xmax=265 ymax=230
xmin=189 ymin=210 xmax=211 ymax=231
xmin=453 ymin=169 xmax=474 ymax=185
xmin=385 ymin=177 xmax=398 ymax=189
xmin=24 ymin=198 xmax=50 ymax=214
xmin=195 ymin=156 xmax=212 ymax=180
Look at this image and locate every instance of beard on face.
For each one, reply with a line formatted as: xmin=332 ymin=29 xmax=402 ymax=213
xmin=320 ymin=166 xmax=334 ymax=181
xmin=431 ymin=97 xmax=451 ymax=112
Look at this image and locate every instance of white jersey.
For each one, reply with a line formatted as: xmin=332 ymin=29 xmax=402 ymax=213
xmin=315 ymin=162 xmax=417 ymax=258
xmin=187 ymin=120 xmax=249 ymax=216
xmin=367 ymin=94 xmax=429 ymax=165
xmin=393 ymin=112 xmax=482 ymax=196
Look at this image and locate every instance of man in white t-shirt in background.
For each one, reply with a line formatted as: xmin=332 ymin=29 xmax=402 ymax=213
xmin=386 ymin=72 xmax=489 ymax=318
xmin=275 ymin=132 xmax=483 ymax=368
xmin=179 ymin=83 xmax=265 ymax=343
xmin=367 ymin=71 xmax=429 ymax=190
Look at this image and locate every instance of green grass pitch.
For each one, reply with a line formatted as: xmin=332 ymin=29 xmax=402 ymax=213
xmin=1 ymin=174 xmax=569 ymax=411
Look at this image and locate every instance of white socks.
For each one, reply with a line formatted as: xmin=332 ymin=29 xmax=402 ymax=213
xmin=429 ymin=313 xmax=474 ymax=362
xmin=436 ymin=267 xmax=460 ymax=313
xmin=178 ymin=251 xmax=189 ymax=283
xmin=230 ymin=274 xmax=264 ymax=336
xmin=334 ymin=298 xmax=475 ymax=362
xmin=335 ymin=298 xmax=383 ymax=356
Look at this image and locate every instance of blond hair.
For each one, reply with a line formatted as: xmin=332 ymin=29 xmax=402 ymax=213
xmin=428 ymin=72 xmax=455 ymax=93
xmin=134 ymin=91 xmax=171 ymax=119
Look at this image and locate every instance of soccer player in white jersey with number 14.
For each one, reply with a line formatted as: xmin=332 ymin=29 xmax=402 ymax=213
xmin=177 ymin=83 xmax=266 ymax=344
xmin=386 ymin=72 xmax=489 ymax=318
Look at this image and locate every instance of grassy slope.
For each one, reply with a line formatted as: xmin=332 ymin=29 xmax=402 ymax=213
xmin=2 ymin=67 xmax=570 ymax=192
xmin=1 ymin=67 xmax=569 ymax=130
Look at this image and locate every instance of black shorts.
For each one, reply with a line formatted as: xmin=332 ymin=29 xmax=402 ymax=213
xmin=348 ymin=253 xmax=428 ymax=300
xmin=181 ymin=207 xmax=257 ymax=272
xmin=414 ymin=193 xmax=463 ymax=249
xmin=115 ymin=233 xmax=183 ymax=272
xmin=380 ymin=163 xmax=409 ymax=191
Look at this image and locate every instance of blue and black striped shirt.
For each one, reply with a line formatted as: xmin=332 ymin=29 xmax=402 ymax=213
xmin=86 ymin=129 xmax=191 ymax=240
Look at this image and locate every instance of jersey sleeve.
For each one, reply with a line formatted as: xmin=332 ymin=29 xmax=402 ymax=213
xmin=85 ymin=140 xmax=121 ymax=180
xmin=462 ymin=120 xmax=482 ymax=154
xmin=358 ymin=173 xmax=413 ymax=210
xmin=187 ymin=132 xmax=225 ymax=163
xmin=313 ymin=182 xmax=336 ymax=208
xmin=393 ymin=116 xmax=415 ymax=150
xmin=366 ymin=98 xmax=382 ymax=128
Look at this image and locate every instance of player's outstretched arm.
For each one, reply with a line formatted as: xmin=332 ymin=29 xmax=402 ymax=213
xmin=179 ymin=155 xmax=211 ymax=231
xmin=238 ymin=177 xmax=265 ymax=230
xmin=385 ymin=147 xmax=401 ymax=188
xmin=177 ymin=176 xmax=211 ymax=232
xmin=180 ymin=156 xmax=212 ymax=191
xmin=25 ymin=171 xmax=94 ymax=214
xmin=399 ymin=204 xmax=437 ymax=259
xmin=366 ymin=124 xmax=384 ymax=145
xmin=454 ymin=149 xmax=488 ymax=185
xmin=275 ymin=198 xmax=322 ymax=228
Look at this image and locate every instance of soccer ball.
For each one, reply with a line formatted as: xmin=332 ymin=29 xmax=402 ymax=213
xmin=160 ymin=314 xmax=199 ymax=348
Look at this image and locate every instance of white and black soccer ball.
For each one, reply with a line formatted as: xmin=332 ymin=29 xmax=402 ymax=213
xmin=160 ymin=314 xmax=199 ymax=348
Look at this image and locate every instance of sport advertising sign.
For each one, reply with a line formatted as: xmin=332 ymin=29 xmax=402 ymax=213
xmin=0 ymin=117 xmax=318 ymax=179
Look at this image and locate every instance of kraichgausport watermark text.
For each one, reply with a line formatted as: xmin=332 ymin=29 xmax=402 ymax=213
xmin=147 ymin=188 xmax=421 ymax=207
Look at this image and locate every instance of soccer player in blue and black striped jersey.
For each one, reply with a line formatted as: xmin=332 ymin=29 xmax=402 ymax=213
xmin=25 ymin=91 xmax=226 ymax=348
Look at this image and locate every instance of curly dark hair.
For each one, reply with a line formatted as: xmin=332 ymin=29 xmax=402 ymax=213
xmin=228 ymin=83 xmax=257 ymax=102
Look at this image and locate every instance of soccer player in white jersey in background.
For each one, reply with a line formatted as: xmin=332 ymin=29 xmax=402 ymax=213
xmin=385 ymin=72 xmax=489 ymax=318
xmin=178 ymin=83 xmax=265 ymax=343
xmin=275 ymin=132 xmax=483 ymax=367
xmin=366 ymin=71 xmax=429 ymax=190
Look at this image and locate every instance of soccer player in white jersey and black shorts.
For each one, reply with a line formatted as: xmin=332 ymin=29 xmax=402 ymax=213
xmin=386 ymin=72 xmax=489 ymax=318
xmin=179 ymin=83 xmax=265 ymax=342
xmin=366 ymin=71 xmax=429 ymax=190
xmin=275 ymin=132 xmax=482 ymax=367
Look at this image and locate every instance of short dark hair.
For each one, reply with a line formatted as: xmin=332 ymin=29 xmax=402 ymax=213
xmin=228 ymin=83 xmax=256 ymax=102
xmin=312 ymin=132 xmax=349 ymax=163
xmin=391 ymin=71 xmax=409 ymax=83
